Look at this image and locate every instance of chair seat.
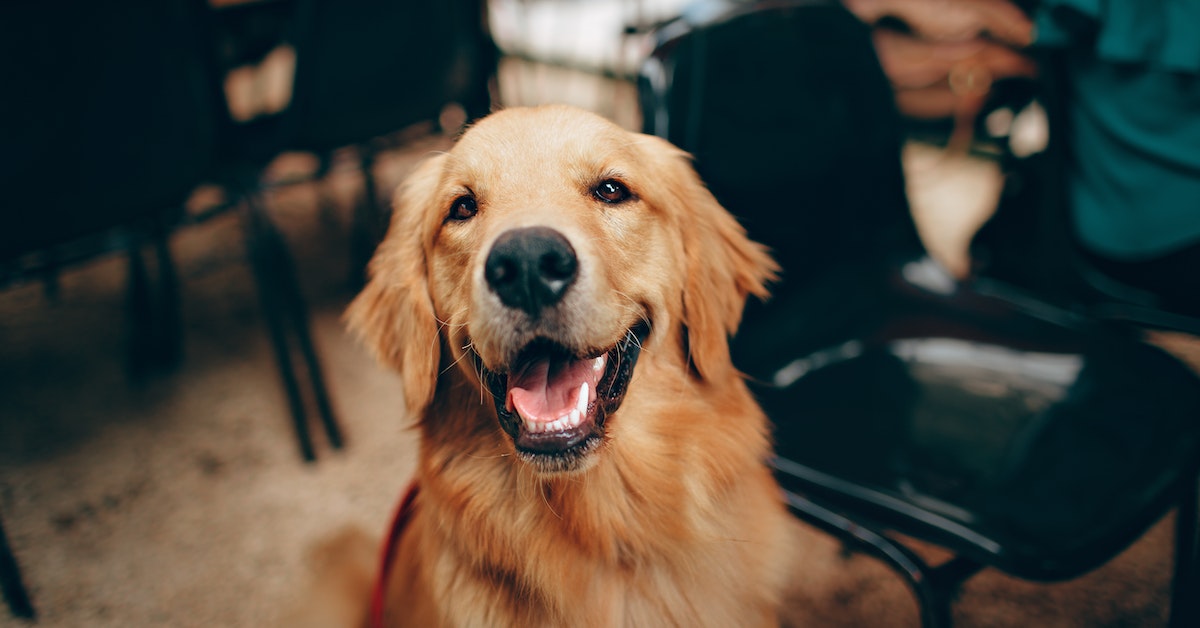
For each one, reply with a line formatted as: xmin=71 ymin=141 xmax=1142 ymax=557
xmin=757 ymin=258 xmax=1200 ymax=581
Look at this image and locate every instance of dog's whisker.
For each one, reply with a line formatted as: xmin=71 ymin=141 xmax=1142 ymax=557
xmin=516 ymin=465 xmax=561 ymax=521
xmin=460 ymin=346 xmax=487 ymax=403
xmin=629 ymin=328 xmax=645 ymax=351
xmin=442 ymin=352 xmax=467 ymax=373
xmin=611 ymin=290 xmax=651 ymax=353
xmin=434 ymin=317 xmax=470 ymax=333
xmin=540 ymin=489 xmax=562 ymax=520
xmin=611 ymin=289 xmax=640 ymax=311
xmin=464 ymin=451 xmax=513 ymax=460
xmin=638 ymin=311 xmax=654 ymax=335
xmin=468 ymin=350 xmax=508 ymax=406
xmin=441 ymin=346 xmax=474 ymax=377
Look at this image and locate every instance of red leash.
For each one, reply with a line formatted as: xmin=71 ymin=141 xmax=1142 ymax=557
xmin=369 ymin=481 xmax=420 ymax=628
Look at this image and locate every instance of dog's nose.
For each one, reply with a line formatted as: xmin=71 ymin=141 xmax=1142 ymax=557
xmin=485 ymin=227 xmax=578 ymax=316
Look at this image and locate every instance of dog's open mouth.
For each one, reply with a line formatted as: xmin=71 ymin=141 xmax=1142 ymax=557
xmin=479 ymin=322 xmax=650 ymax=471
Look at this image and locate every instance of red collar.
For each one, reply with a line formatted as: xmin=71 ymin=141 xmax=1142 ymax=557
xmin=370 ymin=481 xmax=420 ymax=628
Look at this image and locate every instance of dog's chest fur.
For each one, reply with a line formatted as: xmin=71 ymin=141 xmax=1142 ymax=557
xmin=386 ymin=375 xmax=792 ymax=627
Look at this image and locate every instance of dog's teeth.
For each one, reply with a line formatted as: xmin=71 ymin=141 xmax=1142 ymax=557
xmin=593 ymin=356 xmax=606 ymax=373
xmin=577 ymin=382 xmax=589 ymax=415
xmin=520 ymin=387 xmax=591 ymax=435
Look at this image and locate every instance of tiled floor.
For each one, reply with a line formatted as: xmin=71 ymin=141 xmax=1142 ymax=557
xmin=1 ymin=57 xmax=1195 ymax=626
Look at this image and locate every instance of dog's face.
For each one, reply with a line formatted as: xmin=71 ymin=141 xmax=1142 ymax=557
xmin=349 ymin=106 xmax=775 ymax=475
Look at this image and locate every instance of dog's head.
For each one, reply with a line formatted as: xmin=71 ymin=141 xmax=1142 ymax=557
xmin=348 ymin=105 xmax=775 ymax=475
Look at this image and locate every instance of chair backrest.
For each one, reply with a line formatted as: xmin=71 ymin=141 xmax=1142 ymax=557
xmin=0 ymin=0 xmax=219 ymax=262
xmin=283 ymin=0 xmax=497 ymax=151
xmin=639 ymin=0 xmax=924 ymax=291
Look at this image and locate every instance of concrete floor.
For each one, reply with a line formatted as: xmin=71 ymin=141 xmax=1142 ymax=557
xmin=2 ymin=62 xmax=1198 ymax=626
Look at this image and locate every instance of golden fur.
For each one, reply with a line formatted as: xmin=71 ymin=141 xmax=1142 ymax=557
xmin=343 ymin=105 xmax=803 ymax=626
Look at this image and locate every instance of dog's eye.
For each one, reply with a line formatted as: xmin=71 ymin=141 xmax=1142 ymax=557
xmin=593 ymin=179 xmax=631 ymax=204
xmin=448 ymin=195 xmax=478 ymax=221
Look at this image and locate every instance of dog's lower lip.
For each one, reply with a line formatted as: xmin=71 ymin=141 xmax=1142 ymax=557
xmin=516 ymin=423 xmax=594 ymax=453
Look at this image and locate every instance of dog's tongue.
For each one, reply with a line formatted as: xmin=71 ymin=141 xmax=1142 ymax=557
xmin=507 ymin=354 xmax=600 ymax=424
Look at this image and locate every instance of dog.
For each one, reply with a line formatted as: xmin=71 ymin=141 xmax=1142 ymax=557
xmin=343 ymin=105 xmax=804 ymax=626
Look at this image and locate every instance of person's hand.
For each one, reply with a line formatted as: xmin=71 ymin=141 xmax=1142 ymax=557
xmin=844 ymin=0 xmax=1033 ymax=45
xmin=843 ymin=0 xmax=1037 ymax=119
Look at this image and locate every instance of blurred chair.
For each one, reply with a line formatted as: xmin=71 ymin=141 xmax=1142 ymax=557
xmin=0 ymin=0 xmax=349 ymax=464
xmin=0 ymin=0 xmax=223 ymax=617
xmin=214 ymin=0 xmax=498 ymax=280
xmin=204 ymin=0 xmax=497 ymax=460
xmin=1 ymin=0 xmax=220 ymax=373
xmin=641 ymin=2 xmax=1200 ymax=626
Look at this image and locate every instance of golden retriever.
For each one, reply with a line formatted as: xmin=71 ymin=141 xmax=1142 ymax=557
xmin=342 ymin=104 xmax=803 ymax=626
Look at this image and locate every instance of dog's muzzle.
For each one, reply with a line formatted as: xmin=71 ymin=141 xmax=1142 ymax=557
xmin=476 ymin=226 xmax=650 ymax=473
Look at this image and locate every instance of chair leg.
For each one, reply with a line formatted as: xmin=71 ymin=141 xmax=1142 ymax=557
xmin=313 ymin=154 xmax=340 ymax=230
xmin=781 ymin=489 xmax=956 ymax=628
xmin=126 ymin=229 xmax=184 ymax=376
xmin=151 ymin=228 xmax=183 ymax=369
xmin=274 ymin=231 xmax=343 ymax=452
xmin=243 ymin=198 xmax=316 ymax=462
xmin=0 ymin=513 xmax=34 ymax=620
xmin=242 ymin=196 xmax=342 ymax=461
xmin=1169 ymin=475 xmax=1199 ymax=627
xmin=126 ymin=240 xmax=156 ymax=376
xmin=927 ymin=556 xmax=984 ymax=616
xmin=349 ymin=146 xmax=384 ymax=288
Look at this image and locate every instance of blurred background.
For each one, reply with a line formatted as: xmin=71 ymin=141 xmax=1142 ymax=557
xmin=2 ymin=0 xmax=1198 ymax=626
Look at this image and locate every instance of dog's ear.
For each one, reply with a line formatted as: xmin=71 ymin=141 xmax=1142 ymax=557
xmin=649 ymin=137 xmax=778 ymax=381
xmin=346 ymin=154 xmax=447 ymax=418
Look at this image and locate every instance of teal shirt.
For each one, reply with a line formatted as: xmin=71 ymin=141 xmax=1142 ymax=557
xmin=1035 ymin=0 xmax=1200 ymax=260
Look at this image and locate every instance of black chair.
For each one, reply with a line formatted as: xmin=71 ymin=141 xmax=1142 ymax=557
xmin=0 ymin=0 xmax=227 ymax=618
xmin=640 ymin=2 xmax=1200 ymax=626
xmin=2 ymin=0 xmax=351 ymax=463
xmin=287 ymin=0 xmax=496 ymax=278
xmin=213 ymin=0 xmax=497 ymax=279
xmin=1 ymin=0 xmax=221 ymax=373
xmin=203 ymin=0 xmax=497 ymax=460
